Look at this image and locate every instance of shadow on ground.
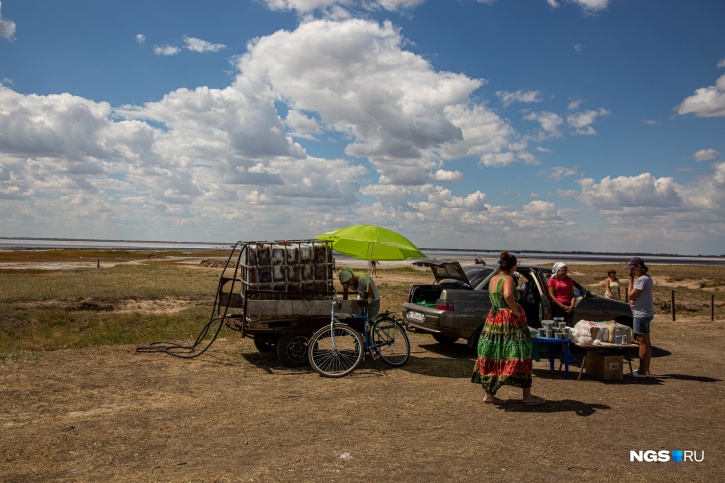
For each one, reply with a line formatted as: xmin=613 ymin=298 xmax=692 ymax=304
xmin=417 ymin=342 xmax=475 ymax=358
xmin=498 ymin=399 xmax=611 ymax=416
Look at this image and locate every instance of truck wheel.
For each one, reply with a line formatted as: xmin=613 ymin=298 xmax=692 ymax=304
xmin=253 ymin=335 xmax=279 ymax=353
xmin=432 ymin=333 xmax=459 ymax=344
xmin=276 ymin=333 xmax=310 ymax=367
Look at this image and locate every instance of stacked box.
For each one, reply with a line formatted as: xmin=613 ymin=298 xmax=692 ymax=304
xmin=584 ymin=351 xmax=623 ymax=380
xmin=241 ymin=240 xmax=334 ymax=300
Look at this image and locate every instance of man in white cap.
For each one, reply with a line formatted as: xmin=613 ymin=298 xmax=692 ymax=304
xmin=338 ymin=266 xmax=380 ymax=319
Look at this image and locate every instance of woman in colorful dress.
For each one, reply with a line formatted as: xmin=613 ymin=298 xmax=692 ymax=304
xmin=472 ymin=251 xmax=545 ymax=406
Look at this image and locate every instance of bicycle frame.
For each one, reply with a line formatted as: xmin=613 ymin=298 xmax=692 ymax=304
xmin=328 ymin=300 xmax=386 ymax=358
xmin=309 ymin=299 xmax=409 ymax=377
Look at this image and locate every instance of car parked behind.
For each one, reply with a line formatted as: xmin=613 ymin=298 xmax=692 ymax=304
xmin=402 ymin=259 xmax=633 ymax=347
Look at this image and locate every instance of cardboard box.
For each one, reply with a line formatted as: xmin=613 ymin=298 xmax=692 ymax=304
xmin=584 ymin=350 xmax=623 ymax=380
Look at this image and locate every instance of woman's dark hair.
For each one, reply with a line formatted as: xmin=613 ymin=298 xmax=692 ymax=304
xmin=499 ymin=250 xmax=517 ymax=271
xmin=639 ymin=263 xmax=649 ymax=274
xmin=608 ymin=270 xmax=616 ymax=276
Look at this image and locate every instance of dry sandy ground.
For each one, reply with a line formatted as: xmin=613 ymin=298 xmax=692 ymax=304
xmin=1 ymin=314 xmax=724 ymax=482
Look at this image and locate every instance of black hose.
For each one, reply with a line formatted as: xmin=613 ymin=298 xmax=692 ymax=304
xmin=134 ymin=313 xmax=226 ymax=359
xmin=135 ymin=241 xmax=245 ymax=359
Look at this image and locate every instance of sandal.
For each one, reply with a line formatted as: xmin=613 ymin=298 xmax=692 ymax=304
xmin=523 ymin=396 xmax=546 ymax=406
xmin=483 ymin=396 xmax=506 ymax=405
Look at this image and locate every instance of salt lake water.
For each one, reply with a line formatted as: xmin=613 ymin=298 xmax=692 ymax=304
xmin=1 ymin=237 xmax=723 ymax=266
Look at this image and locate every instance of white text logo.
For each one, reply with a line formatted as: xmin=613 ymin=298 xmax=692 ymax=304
xmin=630 ymin=450 xmax=704 ymax=462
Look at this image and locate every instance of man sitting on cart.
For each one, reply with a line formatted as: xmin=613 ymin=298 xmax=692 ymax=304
xmin=338 ymin=266 xmax=380 ymax=319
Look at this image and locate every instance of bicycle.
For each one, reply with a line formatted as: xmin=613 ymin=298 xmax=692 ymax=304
xmin=307 ymin=300 xmax=410 ymax=378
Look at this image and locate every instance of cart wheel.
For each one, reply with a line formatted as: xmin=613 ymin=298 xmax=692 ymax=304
xmin=253 ymin=335 xmax=279 ymax=353
xmin=276 ymin=333 xmax=310 ymax=367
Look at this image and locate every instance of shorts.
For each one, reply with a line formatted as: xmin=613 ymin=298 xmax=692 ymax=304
xmin=633 ymin=316 xmax=653 ymax=335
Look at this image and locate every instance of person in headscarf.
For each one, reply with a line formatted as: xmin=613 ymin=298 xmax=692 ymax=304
xmin=338 ymin=266 xmax=380 ymax=319
xmin=547 ymin=262 xmax=575 ymax=327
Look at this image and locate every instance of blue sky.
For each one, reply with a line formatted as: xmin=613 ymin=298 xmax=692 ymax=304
xmin=1 ymin=0 xmax=724 ymax=255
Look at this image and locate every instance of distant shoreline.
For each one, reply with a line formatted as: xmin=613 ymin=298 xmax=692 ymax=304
xmin=1 ymin=237 xmax=723 ymax=266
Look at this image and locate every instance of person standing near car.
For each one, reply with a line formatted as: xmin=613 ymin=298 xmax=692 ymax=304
xmin=626 ymin=257 xmax=654 ymax=377
xmin=548 ymin=262 xmax=575 ymax=326
xmin=472 ymin=251 xmax=545 ymax=406
xmin=338 ymin=266 xmax=380 ymax=319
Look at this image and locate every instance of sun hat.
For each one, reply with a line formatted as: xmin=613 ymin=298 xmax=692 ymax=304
xmin=338 ymin=266 xmax=354 ymax=283
xmin=625 ymin=257 xmax=644 ymax=270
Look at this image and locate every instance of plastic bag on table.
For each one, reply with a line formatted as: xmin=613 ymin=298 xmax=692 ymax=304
xmin=571 ymin=320 xmax=600 ymax=344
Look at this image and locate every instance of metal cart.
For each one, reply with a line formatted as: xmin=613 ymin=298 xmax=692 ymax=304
xmin=215 ymin=239 xmax=363 ymax=366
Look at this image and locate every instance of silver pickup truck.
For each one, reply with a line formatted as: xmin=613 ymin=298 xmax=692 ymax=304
xmin=401 ymin=259 xmax=633 ymax=347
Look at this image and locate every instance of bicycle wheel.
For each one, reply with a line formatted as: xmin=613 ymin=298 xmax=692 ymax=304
xmin=371 ymin=317 xmax=410 ymax=367
xmin=308 ymin=323 xmax=363 ymax=378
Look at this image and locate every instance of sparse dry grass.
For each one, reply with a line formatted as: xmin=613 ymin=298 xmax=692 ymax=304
xmin=1 ymin=252 xmax=723 ymax=359
xmin=568 ymin=263 xmax=725 ymax=317
xmin=0 ymin=261 xmax=222 ymax=357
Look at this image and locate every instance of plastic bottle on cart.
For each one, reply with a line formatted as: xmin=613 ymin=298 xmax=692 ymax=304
xmin=615 ymin=335 xmax=622 ymax=345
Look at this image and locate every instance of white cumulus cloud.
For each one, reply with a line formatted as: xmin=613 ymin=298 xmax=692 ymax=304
xmin=573 ymin=165 xmax=725 ymax=252
xmin=578 ymin=173 xmax=682 ymax=209
xmin=183 ymin=36 xmax=226 ymax=53
xmin=496 ymin=89 xmax=542 ymax=107
xmin=431 ymin=169 xmax=462 ymax=183
xmin=549 ymin=166 xmax=579 ymax=180
xmin=154 ymin=44 xmax=181 ymax=56
xmin=677 ymin=74 xmax=725 ymax=118
xmin=0 ymin=17 xmax=545 ymax=243
xmin=571 ymin=0 xmax=610 ymax=12
xmin=285 ymin=109 xmax=322 ymax=139
xmin=0 ymin=1 xmax=16 ymax=41
xmin=566 ymin=108 xmax=610 ymax=135
xmin=524 ymin=111 xmax=564 ymax=138
xmin=236 ymin=18 xmax=530 ymax=180
xmin=261 ymin=0 xmax=425 ymax=14
xmin=693 ymin=148 xmax=719 ymax=162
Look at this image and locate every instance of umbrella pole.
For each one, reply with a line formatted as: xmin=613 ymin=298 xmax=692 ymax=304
xmin=367 ymin=242 xmax=373 ymax=277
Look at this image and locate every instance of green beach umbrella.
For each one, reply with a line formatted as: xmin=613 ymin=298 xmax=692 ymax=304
xmin=315 ymin=224 xmax=426 ymax=261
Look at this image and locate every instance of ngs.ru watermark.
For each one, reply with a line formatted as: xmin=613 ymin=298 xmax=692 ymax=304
xmin=630 ymin=450 xmax=704 ymax=462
